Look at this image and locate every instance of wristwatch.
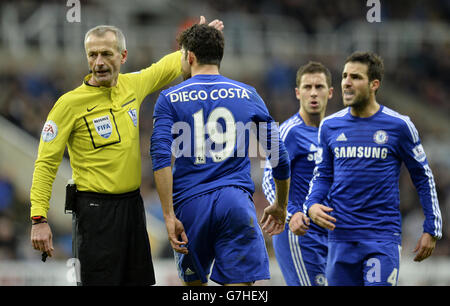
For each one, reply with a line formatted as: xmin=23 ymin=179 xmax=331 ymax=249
xmin=31 ymin=216 xmax=48 ymax=225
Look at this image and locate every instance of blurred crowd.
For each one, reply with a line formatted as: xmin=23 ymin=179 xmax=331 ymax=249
xmin=0 ymin=0 xmax=448 ymax=261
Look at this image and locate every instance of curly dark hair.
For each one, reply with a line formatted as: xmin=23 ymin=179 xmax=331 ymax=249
xmin=177 ymin=24 xmax=224 ymax=67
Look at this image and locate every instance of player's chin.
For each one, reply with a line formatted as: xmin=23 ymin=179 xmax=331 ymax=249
xmin=307 ymin=107 xmax=322 ymax=115
xmin=343 ymin=99 xmax=355 ymax=107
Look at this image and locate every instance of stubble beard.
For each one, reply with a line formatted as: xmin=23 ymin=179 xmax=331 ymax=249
xmin=343 ymin=88 xmax=370 ymax=112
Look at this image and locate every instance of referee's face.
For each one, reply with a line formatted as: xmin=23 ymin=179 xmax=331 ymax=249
xmin=85 ymin=31 xmax=127 ymax=87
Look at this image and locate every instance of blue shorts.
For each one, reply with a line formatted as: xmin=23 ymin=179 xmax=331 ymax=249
xmin=273 ymin=224 xmax=328 ymax=286
xmin=174 ymin=186 xmax=270 ymax=285
xmin=327 ymin=240 xmax=401 ymax=286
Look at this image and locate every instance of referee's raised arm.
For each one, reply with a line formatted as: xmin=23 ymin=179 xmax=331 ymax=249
xmin=29 ymin=17 xmax=224 ymax=286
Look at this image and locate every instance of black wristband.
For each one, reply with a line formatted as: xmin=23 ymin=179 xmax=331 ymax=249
xmin=31 ymin=216 xmax=47 ymax=225
xmin=32 ymin=220 xmax=48 ymax=225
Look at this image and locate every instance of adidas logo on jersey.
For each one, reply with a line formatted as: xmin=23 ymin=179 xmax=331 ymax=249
xmin=336 ymin=133 xmax=347 ymax=141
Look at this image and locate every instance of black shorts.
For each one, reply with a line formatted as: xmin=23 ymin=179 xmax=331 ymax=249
xmin=73 ymin=189 xmax=155 ymax=286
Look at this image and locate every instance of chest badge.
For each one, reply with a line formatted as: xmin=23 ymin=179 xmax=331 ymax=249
xmin=128 ymin=109 xmax=138 ymax=127
xmin=93 ymin=115 xmax=112 ymax=139
xmin=373 ymin=130 xmax=388 ymax=144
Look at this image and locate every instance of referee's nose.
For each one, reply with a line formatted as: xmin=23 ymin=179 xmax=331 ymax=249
xmin=94 ymin=54 xmax=105 ymax=68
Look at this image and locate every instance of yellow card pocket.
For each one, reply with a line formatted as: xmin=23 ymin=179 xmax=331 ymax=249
xmin=83 ymin=109 xmax=121 ymax=148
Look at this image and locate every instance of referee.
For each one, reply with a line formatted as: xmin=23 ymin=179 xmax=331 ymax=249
xmin=30 ymin=18 xmax=224 ymax=286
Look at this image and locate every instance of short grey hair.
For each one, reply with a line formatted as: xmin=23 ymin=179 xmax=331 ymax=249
xmin=84 ymin=25 xmax=126 ymax=52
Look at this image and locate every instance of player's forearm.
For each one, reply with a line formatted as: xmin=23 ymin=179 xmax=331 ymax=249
xmin=273 ymin=178 xmax=290 ymax=209
xmin=154 ymin=166 xmax=175 ymax=219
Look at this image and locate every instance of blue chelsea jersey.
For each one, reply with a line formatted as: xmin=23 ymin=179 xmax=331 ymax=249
xmin=263 ymin=113 xmax=326 ymax=234
xmin=303 ymin=106 xmax=442 ymax=243
xmin=151 ymin=74 xmax=290 ymax=207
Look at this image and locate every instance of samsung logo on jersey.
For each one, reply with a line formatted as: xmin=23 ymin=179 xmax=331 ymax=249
xmin=168 ymin=88 xmax=250 ymax=103
xmin=334 ymin=146 xmax=388 ymax=159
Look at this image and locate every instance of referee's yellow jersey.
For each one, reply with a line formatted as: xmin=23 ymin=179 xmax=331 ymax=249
xmin=30 ymin=51 xmax=182 ymax=218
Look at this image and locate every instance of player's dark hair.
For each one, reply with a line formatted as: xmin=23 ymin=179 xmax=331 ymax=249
xmin=345 ymin=51 xmax=384 ymax=83
xmin=177 ymin=24 xmax=224 ymax=67
xmin=296 ymin=61 xmax=332 ymax=88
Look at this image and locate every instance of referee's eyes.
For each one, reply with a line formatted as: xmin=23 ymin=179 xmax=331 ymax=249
xmin=88 ymin=52 xmax=112 ymax=58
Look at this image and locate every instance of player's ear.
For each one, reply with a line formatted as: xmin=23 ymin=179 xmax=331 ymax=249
xmin=370 ymin=79 xmax=380 ymax=93
xmin=294 ymin=87 xmax=301 ymax=100
xmin=121 ymin=49 xmax=128 ymax=64
xmin=328 ymin=86 xmax=334 ymax=99
xmin=188 ymin=51 xmax=195 ymax=65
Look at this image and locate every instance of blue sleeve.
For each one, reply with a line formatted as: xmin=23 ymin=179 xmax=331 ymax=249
xmin=398 ymin=119 xmax=442 ymax=239
xmin=303 ymin=121 xmax=333 ymax=214
xmin=252 ymin=92 xmax=290 ymax=180
xmin=283 ymin=129 xmax=302 ymax=162
xmin=262 ymin=129 xmax=298 ymax=204
xmin=150 ymin=93 xmax=174 ymax=171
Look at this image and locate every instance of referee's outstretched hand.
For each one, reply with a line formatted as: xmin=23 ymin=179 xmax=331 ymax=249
xmin=199 ymin=15 xmax=224 ymax=32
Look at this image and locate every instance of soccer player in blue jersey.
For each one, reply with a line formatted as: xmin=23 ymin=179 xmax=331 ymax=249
xmin=304 ymin=51 xmax=442 ymax=286
xmin=150 ymin=24 xmax=291 ymax=286
xmin=263 ymin=61 xmax=333 ymax=286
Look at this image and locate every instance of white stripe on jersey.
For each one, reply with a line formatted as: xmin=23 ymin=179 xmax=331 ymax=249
xmin=321 ymin=107 xmax=349 ymax=122
xmin=424 ymin=164 xmax=442 ymax=238
xmin=262 ymin=115 xmax=303 ymax=206
xmin=382 ymin=108 xmax=419 ymax=143
xmin=262 ymin=167 xmax=275 ymax=204
xmin=280 ymin=116 xmax=302 ymax=141
xmin=164 ymin=82 xmax=251 ymax=96
xmin=288 ymin=230 xmax=311 ymax=286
